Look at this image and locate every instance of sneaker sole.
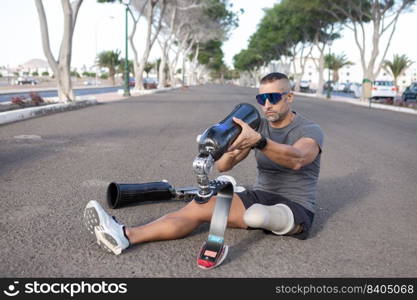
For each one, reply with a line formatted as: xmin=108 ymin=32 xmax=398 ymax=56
xmin=95 ymin=226 xmax=123 ymax=255
xmin=84 ymin=205 xmax=122 ymax=255
xmin=84 ymin=206 xmax=100 ymax=236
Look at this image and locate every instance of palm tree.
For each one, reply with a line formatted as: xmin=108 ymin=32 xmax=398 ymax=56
xmin=144 ymin=62 xmax=155 ymax=78
xmin=324 ymin=53 xmax=354 ymax=83
xmin=97 ymin=50 xmax=121 ymax=85
xmin=383 ymin=54 xmax=414 ymax=93
xmin=117 ymin=59 xmax=134 ymax=81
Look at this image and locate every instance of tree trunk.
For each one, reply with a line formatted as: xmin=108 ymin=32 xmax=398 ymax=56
xmin=168 ymin=48 xmax=180 ymax=88
xmin=182 ymin=39 xmax=195 ymax=86
xmin=56 ymin=68 xmax=74 ymax=101
xmin=158 ymin=39 xmax=168 ymax=88
xmin=35 ymin=0 xmax=82 ymax=102
xmin=158 ymin=5 xmax=176 ymax=88
xmin=316 ymin=58 xmax=325 ymax=96
xmin=313 ymin=37 xmax=326 ymax=97
xmin=293 ymin=43 xmax=312 ymax=92
xmin=168 ymin=56 xmax=178 ymax=88
xmin=134 ymin=0 xmax=166 ymax=90
xmin=169 ymin=34 xmax=189 ymax=88
xmin=333 ymin=69 xmax=339 ymax=83
xmin=127 ymin=2 xmax=145 ymax=92
xmin=181 ymin=52 xmax=186 ymax=86
xmin=292 ymin=44 xmax=306 ymax=92
xmin=394 ymin=77 xmax=399 ymax=102
xmin=110 ymin=70 xmax=115 ymax=86
xmin=188 ymin=42 xmax=199 ymax=85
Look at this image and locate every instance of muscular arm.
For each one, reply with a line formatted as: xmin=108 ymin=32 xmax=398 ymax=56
xmin=260 ymin=137 xmax=320 ymax=170
xmin=229 ymin=117 xmax=321 ymax=171
xmin=215 ymin=147 xmax=251 ymax=172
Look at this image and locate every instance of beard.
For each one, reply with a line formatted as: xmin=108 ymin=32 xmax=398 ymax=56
xmin=264 ymin=107 xmax=290 ymax=123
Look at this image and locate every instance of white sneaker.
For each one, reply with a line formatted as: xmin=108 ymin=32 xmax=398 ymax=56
xmin=84 ymin=200 xmax=130 ymax=255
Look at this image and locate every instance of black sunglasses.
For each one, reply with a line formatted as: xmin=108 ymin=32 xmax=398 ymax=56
xmin=255 ymin=92 xmax=289 ymax=105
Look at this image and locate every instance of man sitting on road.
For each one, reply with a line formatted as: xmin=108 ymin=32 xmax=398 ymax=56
xmin=84 ymin=72 xmax=324 ymax=256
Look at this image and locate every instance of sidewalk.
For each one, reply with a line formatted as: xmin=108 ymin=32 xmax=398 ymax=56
xmin=0 ymin=86 xmax=180 ymax=126
xmin=295 ymin=91 xmax=417 ymax=116
xmin=0 ymin=84 xmax=116 ymax=95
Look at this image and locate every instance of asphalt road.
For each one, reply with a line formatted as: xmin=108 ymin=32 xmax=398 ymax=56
xmin=1 ymin=84 xmax=416 ymax=277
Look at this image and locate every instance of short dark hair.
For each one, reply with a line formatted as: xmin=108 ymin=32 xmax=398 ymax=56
xmin=260 ymin=72 xmax=289 ymax=84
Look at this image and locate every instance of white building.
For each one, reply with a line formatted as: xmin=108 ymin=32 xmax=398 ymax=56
xmin=18 ymin=58 xmax=53 ymax=76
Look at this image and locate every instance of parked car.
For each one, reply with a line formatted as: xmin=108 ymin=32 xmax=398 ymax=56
xmin=16 ymin=77 xmax=38 ymax=85
xmin=143 ymin=77 xmax=158 ymax=89
xmin=334 ymin=82 xmax=347 ymax=92
xmin=371 ymin=80 xmax=397 ymax=102
xmin=342 ymin=82 xmax=362 ymax=96
xmin=349 ymin=83 xmax=362 ymax=98
xmin=128 ymin=77 xmax=158 ymax=89
xmin=299 ymin=80 xmax=310 ymax=92
xmin=83 ymin=80 xmax=101 ymax=86
xmin=401 ymin=82 xmax=417 ymax=102
xmin=342 ymin=82 xmax=353 ymax=93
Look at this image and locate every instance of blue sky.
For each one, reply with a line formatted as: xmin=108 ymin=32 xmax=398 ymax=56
xmin=0 ymin=0 xmax=416 ymax=69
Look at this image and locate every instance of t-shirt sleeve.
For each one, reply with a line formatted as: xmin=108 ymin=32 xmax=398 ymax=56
xmin=300 ymin=123 xmax=324 ymax=152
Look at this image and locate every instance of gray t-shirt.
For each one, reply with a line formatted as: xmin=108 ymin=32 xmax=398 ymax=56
xmin=253 ymin=111 xmax=324 ymax=213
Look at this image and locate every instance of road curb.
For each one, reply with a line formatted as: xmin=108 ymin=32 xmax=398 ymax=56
xmin=117 ymin=86 xmax=181 ymax=96
xmin=0 ymin=98 xmax=98 ymax=126
xmin=294 ymin=92 xmax=417 ymax=116
xmin=0 ymin=85 xmax=117 ymax=95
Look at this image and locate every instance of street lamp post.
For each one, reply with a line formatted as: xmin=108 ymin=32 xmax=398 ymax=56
xmin=122 ymin=0 xmax=131 ymax=96
xmin=326 ymin=42 xmax=332 ymax=100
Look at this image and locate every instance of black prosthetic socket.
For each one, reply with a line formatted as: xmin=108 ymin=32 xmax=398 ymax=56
xmin=193 ymin=103 xmax=260 ymax=204
xmin=197 ymin=103 xmax=261 ymax=161
xmin=107 ymin=181 xmax=175 ymax=209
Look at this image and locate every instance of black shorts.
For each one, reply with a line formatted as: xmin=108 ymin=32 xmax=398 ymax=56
xmin=236 ymin=189 xmax=314 ymax=240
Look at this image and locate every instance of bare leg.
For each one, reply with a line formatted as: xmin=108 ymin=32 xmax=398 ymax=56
xmin=125 ymin=193 xmax=247 ymax=244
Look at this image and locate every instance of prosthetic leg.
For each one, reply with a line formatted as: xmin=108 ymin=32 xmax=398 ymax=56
xmin=192 ymin=103 xmax=260 ymax=203
xmin=106 ymin=179 xmax=237 ymax=208
xmin=107 ymin=102 xmax=260 ymax=208
xmin=103 ymin=103 xmax=261 ymax=269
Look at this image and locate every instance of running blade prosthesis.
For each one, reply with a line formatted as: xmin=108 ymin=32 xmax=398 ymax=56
xmin=196 ymin=181 xmax=234 ymax=270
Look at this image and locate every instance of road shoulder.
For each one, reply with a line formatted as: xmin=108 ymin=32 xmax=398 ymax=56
xmin=295 ymin=91 xmax=417 ymax=116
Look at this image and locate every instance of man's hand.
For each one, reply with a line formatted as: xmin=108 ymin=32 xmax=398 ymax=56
xmin=216 ymin=146 xmax=251 ymax=172
xmin=228 ymin=117 xmax=261 ymax=151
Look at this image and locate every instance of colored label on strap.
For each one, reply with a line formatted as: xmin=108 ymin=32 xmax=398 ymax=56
xmin=204 ymin=250 xmax=218 ymax=258
xmin=208 ymin=234 xmax=224 ymax=244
